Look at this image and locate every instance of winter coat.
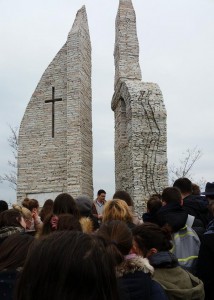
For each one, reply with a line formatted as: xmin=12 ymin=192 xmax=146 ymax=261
xmin=0 ymin=269 xmax=21 ymax=300
xmin=116 ymin=254 xmax=168 ymax=300
xmin=183 ymin=195 xmax=209 ymax=228
xmin=0 ymin=227 xmax=24 ymax=245
xmin=197 ymin=224 xmax=214 ymax=300
xmin=149 ymin=251 xmax=204 ymax=300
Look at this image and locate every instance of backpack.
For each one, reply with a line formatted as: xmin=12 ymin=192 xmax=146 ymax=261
xmin=171 ymin=216 xmax=201 ymax=274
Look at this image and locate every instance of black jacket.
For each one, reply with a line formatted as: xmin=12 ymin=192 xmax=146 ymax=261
xmin=156 ymin=202 xmax=188 ymax=232
xmin=183 ymin=195 xmax=209 ymax=227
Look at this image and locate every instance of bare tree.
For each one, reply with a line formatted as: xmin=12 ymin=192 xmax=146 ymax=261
xmin=168 ymin=146 xmax=203 ymax=186
xmin=0 ymin=125 xmax=18 ymax=190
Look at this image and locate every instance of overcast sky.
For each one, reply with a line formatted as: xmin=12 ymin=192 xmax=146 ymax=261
xmin=0 ymin=0 xmax=214 ymax=203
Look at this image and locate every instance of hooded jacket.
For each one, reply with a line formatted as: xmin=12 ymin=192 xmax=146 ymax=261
xmin=116 ymin=254 xmax=168 ymax=300
xmin=149 ymin=251 xmax=204 ymax=300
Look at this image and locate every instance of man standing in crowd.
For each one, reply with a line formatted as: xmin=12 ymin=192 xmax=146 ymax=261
xmin=173 ymin=177 xmax=209 ymax=228
xmin=92 ymin=189 xmax=106 ymax=222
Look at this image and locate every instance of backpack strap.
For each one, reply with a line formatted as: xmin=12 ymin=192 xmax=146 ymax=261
xmin=186 ymin=214 xmax=195 ymax=228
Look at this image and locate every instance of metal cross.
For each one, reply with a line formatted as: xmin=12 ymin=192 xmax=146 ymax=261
xmin=45 ymin=87 xmax=62 ymax=138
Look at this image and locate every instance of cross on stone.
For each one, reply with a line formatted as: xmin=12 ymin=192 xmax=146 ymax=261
xmin=45 ymin=87 xmax=62 ymax=138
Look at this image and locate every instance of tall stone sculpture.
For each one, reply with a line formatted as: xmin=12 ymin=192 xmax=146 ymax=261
xmin=112 ymin=0 xmax=168 ymax=212
xmin=17 ymin=6 xmax=93 ymax=204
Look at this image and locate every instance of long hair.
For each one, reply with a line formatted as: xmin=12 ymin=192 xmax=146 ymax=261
xmin=102 ymin=199 xmax=133 ymax=223
xmin=53 ymin=193 xmax=79 ymax=218
xmin=39 ymin=199 xmax=54 ymax=222
xmin=15 ymin=231 xmax=119 ymax=300
xmin=97 ymin=220 xmax=133 ymax=266
xmin=132 ymin=223 xmax=172 ymax=257
xmin=0 ymin=233 xmax=33 ymax=271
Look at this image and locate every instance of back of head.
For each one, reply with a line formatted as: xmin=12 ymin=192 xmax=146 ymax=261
xmin=39 ymin=199 xmax=54 ymax=222
xmin=0 ymin=200 xmax=8 ymax=213
xmin=22 ymin=198 xmax=39 ymax=212
xmin=113 ymin=190 xmax=134 ymax=207
xmin=192 ymin=183 xmax=201 ymax=195
xmin=53 ymin=193 xmax=79 ymax=218
xmin=57 ymin=214 xmax=82 ymax=232
xmin=102 ymin=199 xmax=133 ymax=223
xmin=162 ymin=187 xmax=182 ymax=205
xmin=75 ymin=195 xmax=92 ymax=217
xmin=147 ymin=195 xmax=162 ymax=214
xmin=132 ymin=223 xmax=172 ymax=256
xmin=0 ymin=209 xmax=23 ymax=228
xmin=173 ymin=178 xmax=192 ymax=194
xmin=0 ymin=233 xmax=34 ymax=271
xmin=13 ymin=204 xmax=32 ymax=220
xmin=16 ymin=231 xmax=119 ymax=300
xmin=97 ymin=220 xmax=133 ymax=266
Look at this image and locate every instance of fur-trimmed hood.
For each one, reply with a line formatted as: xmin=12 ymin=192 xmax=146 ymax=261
xmin=79 ymin=217 xmax=93 ymax=233
xmin=116 ymin=254 xmax=154 ymax=278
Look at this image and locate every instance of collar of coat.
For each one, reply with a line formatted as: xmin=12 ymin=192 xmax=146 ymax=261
xmin=116 ymin=254 xmax=154 ymax=278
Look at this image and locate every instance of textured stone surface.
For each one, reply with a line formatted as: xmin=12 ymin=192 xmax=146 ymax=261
xmin=112 ymin=0 xmax=168 ymax=213
xmin=17 ymin=6 xmax=93 ymax=203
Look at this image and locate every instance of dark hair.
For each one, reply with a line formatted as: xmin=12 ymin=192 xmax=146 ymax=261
xmin=192 ymin=183 xmax=201 ymax=195
xmin=173 ymin=178 xmax=192 ymax=194
xmin=15 ymin=231 xmax=119 ymax=300
xmin=97 ymin=189 xmax=106 ymax=196
xmin=53 ymin=193 xmax=79 ymax=218
xmin=147 ymin=195 xmax=162 ymax=214
xmin=132 ymin=223 xmax=172 ymax=257
xmin=39 ymin=199 xmax=54 ymax=222
xmin=113 ymin=190 xmax=134 ymax=206
xmin=0 ymin=209 xmax=23 ymax=228
xmin=0 ymin=200 xmax=8 ymax=213
xmin=162 ymin=187 xmax=182 ymax=204
xmin=97 ymin=220 xmax=133 ymax=266
xmin=0 ymin=233 xmax=34 ymax=271
xmin=22 ymin=198 xmax=39 ymax=212
xmin=57 ymin=214 xmax=82 ymax=232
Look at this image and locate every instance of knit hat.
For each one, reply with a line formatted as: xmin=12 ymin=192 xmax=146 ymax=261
xmin=76 ymin=195 xmax=92 ymax=216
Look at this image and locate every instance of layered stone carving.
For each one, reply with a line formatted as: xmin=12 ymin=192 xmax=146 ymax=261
xmin=112 ymin=0 xmax=168 ymax=212
xmin=17 ymin=6 xmax=93 ymax=204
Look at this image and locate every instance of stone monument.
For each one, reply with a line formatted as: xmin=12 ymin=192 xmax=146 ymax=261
xmin=17 ymin=6 xmax=93 ymax=204
xmin=112 ymin=0 xmax=168 ymax=212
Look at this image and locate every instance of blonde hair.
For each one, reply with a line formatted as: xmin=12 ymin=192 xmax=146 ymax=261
xmin=12 ymin=204 xmax=32 ymax=220
xmin=102 ymin=199 xmax=133 ymax=223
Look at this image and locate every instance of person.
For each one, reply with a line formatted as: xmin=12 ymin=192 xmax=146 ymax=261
xmin=0 ymin=209 xmax=26 ymax=245
xmin=113 ymin=190 xmax=143 ymax=225
xmin=15 ymin=231 xmax=119 ymax=300
xmin=12 ymin=204 xmax=33 ymax=231
xmin=0 ymin=233 xmax=34 ymax=300
xmin=0 ymin=200 xmax=8 ymax=213
xmin=201 ymin=182 xmax=214 ymax=220
xmin=133 ymin=223 xmax=205 ymax=300
xmin=197 ymin=202 xmax=214 ymax=300
xmin=92 ymin=189 xmax=106 ymax=222
xmin=22 ymin=198 xmax=42 ymax=230
xmin=156 ymin=187 xmax=201 ymax=274
xmin=39 ymin=193 xmax=80 ymax=237
xmin=173 ymin=177 xmax=209 ymax=229
xmin=142 ymin=194 xmax=162 ymax=223
xmin=76 ymin=195 xmax=99 ymax=232
xmin=39 ymin=199 xmax=54 ymax=222
xmin=97 ymin=220 xmax=167 ymax=300
xmin=102 ymin=199 xmax=135 ymax=229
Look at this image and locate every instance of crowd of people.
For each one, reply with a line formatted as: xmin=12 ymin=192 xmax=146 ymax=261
xmin=0 ymin=179 xmax=214 ymax=300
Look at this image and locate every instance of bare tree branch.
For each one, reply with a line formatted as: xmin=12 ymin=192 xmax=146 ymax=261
xmin=0 ymin=125 xmax=18 ymax=190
